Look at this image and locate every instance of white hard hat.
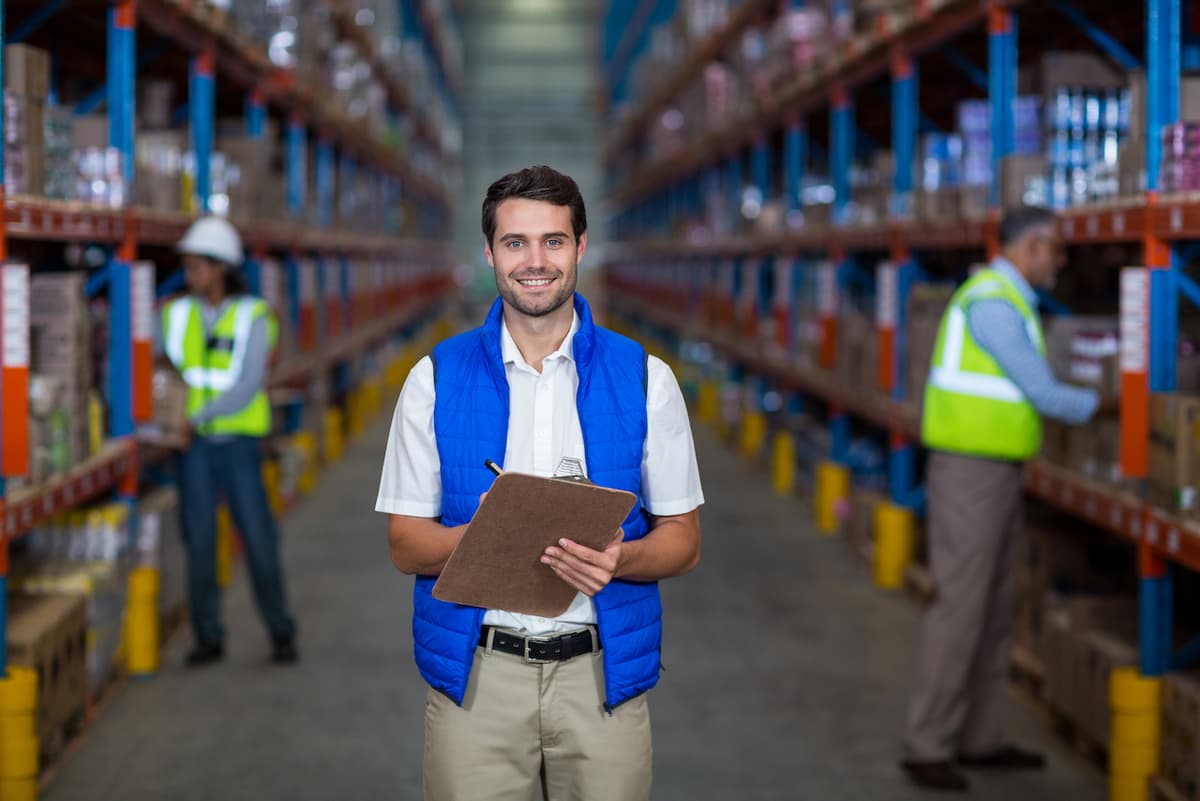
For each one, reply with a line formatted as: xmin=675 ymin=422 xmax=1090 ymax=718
xmin=177 ymin=215 xmax=244 ymax=266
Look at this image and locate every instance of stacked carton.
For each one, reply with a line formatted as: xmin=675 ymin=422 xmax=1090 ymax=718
xmin=30 ymin=274 xmax=93 ymax=472
xmin=1163 ymin=672 xmax=1200 ymax=800
xmin=1042 ymin=595 xmax=1138 ymax=746
xmin=902 ymin=284 xmax=955 ymax=412
xmin=4 ymin=44 xmax=49 ymax=196
xmin=1148 ymin=394 xmax=1200 ymax=519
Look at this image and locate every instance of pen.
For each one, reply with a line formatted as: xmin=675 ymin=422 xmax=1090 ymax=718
xmin=484 ymin=459 xmax=503 ymax=476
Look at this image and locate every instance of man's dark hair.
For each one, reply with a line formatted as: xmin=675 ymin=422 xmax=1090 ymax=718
xmin=998 ymin=205 xmax=1057 ymax=248
xmin=482 ymin=166 xmax=587 ymax=246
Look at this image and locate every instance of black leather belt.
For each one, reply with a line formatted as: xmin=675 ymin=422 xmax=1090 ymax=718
xmin=480 ymin=626 xmax=601 ymax=663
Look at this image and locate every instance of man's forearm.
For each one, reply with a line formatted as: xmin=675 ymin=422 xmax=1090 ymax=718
xmin=615 ymin=511 xmax=701 ymax=582
xmin=387 ymin=515 xmax=466 ymax=576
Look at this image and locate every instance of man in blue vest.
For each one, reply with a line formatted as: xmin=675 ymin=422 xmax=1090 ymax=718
xmin=376 ymin=166 xmax=704 ymax=800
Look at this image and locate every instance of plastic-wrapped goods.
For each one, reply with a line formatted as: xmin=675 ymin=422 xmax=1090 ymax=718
xmin=44 ymin=106 xmax=75 ymax=200
xmin=1047 ymin=87 xmax=1129 ymax=207
xmin=1160 ymin=122 xmax=1200 ymax=193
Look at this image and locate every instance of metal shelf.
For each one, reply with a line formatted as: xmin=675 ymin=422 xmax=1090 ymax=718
xmin=610 ymin=286 xmax=1200 ymax=578
xmin=329 ymin=0 xmax=446 ymax=156
xmin=3 ymin=440 xmax=137 ymax=542
xmin=607 ymin=0 xmax=997 ymax=209
xmin=604 ymin=0 xmax=778 ymax=164
xmin=2 ymin=196 xmax=454 ymax=258
xmin=270 ymin=290 xmax=451 ymax=388
xmin=138 ymin=0 xmax=449 ymax=206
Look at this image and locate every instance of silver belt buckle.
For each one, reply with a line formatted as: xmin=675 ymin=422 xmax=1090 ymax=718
xmin=523 ymin=634 xmax=555 ymax=664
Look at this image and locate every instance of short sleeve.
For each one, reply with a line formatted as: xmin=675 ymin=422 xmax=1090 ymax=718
xmin=640 ymin=356 xmax=705 ymax=516
xmin=375 ymin=356 xmax=443 ymax=517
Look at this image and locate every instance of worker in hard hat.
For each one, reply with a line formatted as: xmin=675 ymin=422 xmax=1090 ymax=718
xmin=160 ymin=215 xmax=298 ymax=667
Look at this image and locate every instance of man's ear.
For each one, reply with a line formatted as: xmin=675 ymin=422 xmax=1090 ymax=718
xmin=484 ymin=240 xmax=494 ymax=269
xmin=576 ymin=232 xmax=588 ymax=265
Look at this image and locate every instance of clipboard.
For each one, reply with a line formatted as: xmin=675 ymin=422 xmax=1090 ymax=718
xmin=432 ymin=472 xmax=637 ymax=617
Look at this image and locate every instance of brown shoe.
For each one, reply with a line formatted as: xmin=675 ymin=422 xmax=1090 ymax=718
xmin=901 ymin=759 xmax=970 ymax=791
xmin=957 ymin=746 xmax=1046 ymax=770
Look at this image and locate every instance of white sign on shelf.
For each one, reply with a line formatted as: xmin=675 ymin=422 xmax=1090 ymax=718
xmin=132 ymin=262 xmax=155 ymax=342
xmin=876 ymin=261 xmax=898 ymax=330
xmin=773 ymin=260 xmax=793 ymax=309
xmin=817 ymin=260 xmax=838 ymax=318
xmin=1119 ymin=268 xmax=1148 ymax=374
xmin=2 ymin=263 xmax=30 ymax=369
xmin=261 ymin=259 xmax=283 ymax=311
xmin=300 ymin=260 xmax=317 ymax=304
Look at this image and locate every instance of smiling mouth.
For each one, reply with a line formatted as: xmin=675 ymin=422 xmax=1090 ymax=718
xmin=516 ymin=277 xmax=555 ymax=287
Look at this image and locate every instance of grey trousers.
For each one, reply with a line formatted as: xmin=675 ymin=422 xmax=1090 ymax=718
xmin=904 ymin=450 xmax=1024 ymax=761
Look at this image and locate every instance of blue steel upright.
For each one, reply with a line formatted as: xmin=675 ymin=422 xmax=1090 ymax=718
xmin=785 ymin=119 xmax=807 ymax=215
xmin=988 ymin=7 xmax=1015 ymax=208
xmin=189 ymin=47 xmax=215 ymax=213
xmin=831 ymin=88 xmax=853 ymax=226
xmin=1141 ymin=0 xmax=1183 ymax=679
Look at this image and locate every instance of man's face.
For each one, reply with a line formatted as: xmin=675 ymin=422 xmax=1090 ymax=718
xmin=485 ymin=198 xmax=585 ymax=319
xmin=183 ymin=254 xmax=221 ymax=297
xmin=1021 ymin=224 xmax=1065 ymax=289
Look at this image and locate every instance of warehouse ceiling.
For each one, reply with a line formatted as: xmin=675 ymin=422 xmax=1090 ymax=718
xmin=454 ymin=0 xmax=605 ymax=270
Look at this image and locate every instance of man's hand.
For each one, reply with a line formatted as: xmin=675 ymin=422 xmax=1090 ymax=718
xmin=542 ymin=530 xmax=625 ymax=597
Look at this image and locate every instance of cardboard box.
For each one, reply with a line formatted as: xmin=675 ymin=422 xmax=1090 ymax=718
xmin=903 ymin=284 xmax=955 ymax=408
xmin=1078 ymin=629 xmax=1138 ymax=745
xmin=5 ymin=593 xmax=88 ymax=756
xmin=5 ymin=44 xmax=50 ymax=100
xmin=1022 ymin=51 xmax=1125 ymax=99
xmin=72 ymin=114 xmax=109 ymax=150
xmin=1163 ymin=671 xmax=1200 ymax=800
xmin=1149 ymin=394 xmax=1200 ymax=514
xmin=1000 ymin=155 xmax=1046 ymax=207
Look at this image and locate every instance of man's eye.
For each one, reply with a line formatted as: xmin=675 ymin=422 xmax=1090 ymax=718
xmin=507 ymin=241 xmax=523 ymax=249
xmin=547 ymin=239 xmax=561 ymax=247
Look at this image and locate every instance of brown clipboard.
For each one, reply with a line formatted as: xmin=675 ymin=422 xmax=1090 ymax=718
xmin=432 ymin=472 xmax=637 ymax=617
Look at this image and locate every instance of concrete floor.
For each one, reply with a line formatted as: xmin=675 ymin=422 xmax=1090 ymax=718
xmin=43 ymin=418 xmax=1105 ymax=801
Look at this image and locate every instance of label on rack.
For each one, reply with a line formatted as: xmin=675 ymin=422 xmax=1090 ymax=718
xmin=773 ymin=260 xmax=792 ymax=309
xmin=260 ymin=259 xmax=283 ymax=311
xmin=2 ymin=264 xmax=29 ymax=368
xmin=132 ymin=262 xmax=155 ymax=342
xmin=817 ymin=261 xmax=838 ymax=318
xmin=876 ymin=261 xmax=897 ymax=330
xmin=300 ymin=260 xmax=317 ymax=304
xmin=1119 ymin=268 xmax=1148 ymax=373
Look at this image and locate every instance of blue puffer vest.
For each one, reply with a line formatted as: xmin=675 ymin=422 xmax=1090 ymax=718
xmin=413 ymin=293 xmax=662 ymax=710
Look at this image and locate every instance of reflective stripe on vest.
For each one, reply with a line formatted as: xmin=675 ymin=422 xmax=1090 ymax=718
xmin=928 ymin=307 xmax=1027 ymax=403
xmin=171 ymin=299 xmax=258 ymax=391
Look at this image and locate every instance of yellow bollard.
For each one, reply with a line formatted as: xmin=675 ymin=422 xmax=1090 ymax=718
xmin=293 ymin=432 xmax=318 ymax=495
xmin=125 ymin=567 xmax=161 ymax=676
xmin=262 ymin=460 xmax=283 ymax=517
xmin=0 ymin=735 xmax=38 ymax=780
xmin=0 ymin=668 xmax=38 ymax=786
xmin=216 ymin=505 xmax=234 ymax=589
xmin=739 ymin=411 xmax=767 ymax=460
xmin=814 ymin=461 xmax=851 ymax=535
xmin=1107 ymin=668 xmax=1162 ymax=801
xmin=873 ymin=502 xmax=917 ymax=589
xmin=696 ymin=380 xmax=718 ymax=424
xmin=0 ymin=778 xmax=36 ymax=801
xmin=323 ymin=408 xmax=345 ymax=463
xmin=771 ymin=431 xmax=796 ymax=497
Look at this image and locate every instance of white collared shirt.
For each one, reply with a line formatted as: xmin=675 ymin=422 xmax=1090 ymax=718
xmin=376 ymin=310 xmax=705 ymax=635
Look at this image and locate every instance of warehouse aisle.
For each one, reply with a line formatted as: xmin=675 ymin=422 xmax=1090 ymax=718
xmin=43 ymin=418 xmax=1104 ymax=801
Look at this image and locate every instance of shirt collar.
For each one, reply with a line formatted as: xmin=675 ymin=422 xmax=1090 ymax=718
xmin=500 ymin=310 xmax=581 ymax=368
xmin=991 ymin=256 xmax=1038 ymax=308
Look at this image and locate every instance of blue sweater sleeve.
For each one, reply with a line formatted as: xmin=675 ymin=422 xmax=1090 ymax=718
xmin=966 ymin=299 xmax=1099 ymax=425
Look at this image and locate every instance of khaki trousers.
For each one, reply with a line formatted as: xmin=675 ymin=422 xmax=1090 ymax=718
xmin=424 ymin=640 xmax=653 ymax=801
xmin=904 ymin=450 xmax=1024 ymax=761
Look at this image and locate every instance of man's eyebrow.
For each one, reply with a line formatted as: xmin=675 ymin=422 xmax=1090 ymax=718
xmin=498 ymin=232 xmax=572 ymax=242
